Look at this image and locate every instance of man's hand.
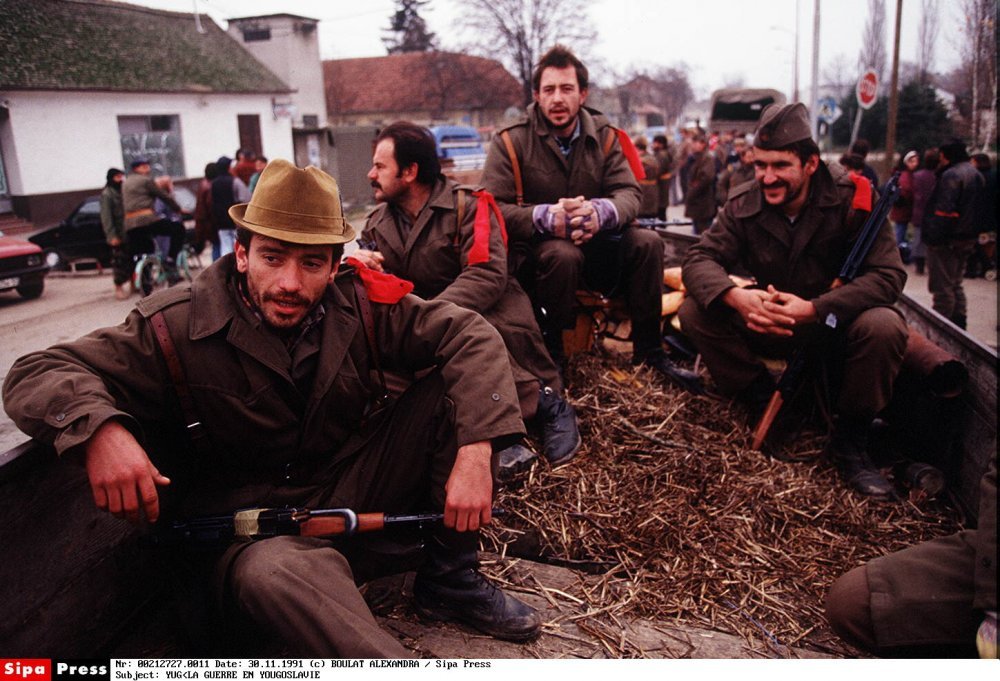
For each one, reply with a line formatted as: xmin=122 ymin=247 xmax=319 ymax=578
xmin=352 ymin=249 xmax=385 ymax=273
xmin=723 ymin=286 xmax=789 ymax=336
xmin=84 ymin=420 xmax=170 ymax=524
xmin=760 ymin=285 xmax=818 ymax=327
xmin=443 ymin=441 xmax=493 ymax=532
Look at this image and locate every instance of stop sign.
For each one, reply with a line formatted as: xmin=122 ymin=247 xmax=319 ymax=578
xmin=856 ymin=69 xmax=879 ymax=110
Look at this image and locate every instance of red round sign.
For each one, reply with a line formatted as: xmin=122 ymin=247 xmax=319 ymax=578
xmin=856 ymin=69 xmax=879 ymax=110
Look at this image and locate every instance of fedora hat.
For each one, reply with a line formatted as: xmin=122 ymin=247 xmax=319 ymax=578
xmin=229 ymin=159 xmax=356 ymax=245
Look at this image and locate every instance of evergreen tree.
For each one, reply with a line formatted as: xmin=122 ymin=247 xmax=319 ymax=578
xmin=382 ymin=0 xmax=437 ymax=54
xmin=895 ymin=81 xmax=953 ymax=154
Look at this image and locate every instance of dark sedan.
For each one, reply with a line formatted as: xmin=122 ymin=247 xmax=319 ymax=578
xmin=29 ymin=187 xmax=196 ymax=270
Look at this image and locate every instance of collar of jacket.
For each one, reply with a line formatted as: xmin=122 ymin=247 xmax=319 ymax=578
xmin=732 ymin=160 xmax=843 ymax=219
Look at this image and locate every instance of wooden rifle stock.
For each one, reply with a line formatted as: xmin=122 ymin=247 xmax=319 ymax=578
xmin=749 ymin=173 xmax=901 ymax=451
xmin=150 ymin=508 xmax=505 ymax=546
xmin=751 ymin=391 xmax=785 ymax=450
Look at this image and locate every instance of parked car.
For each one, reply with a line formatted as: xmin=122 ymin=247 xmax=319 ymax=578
xmin=428 ymin=125 xmax=487 ymax=172
xmin=28 ymin=186 xmax=196 ymax=270
xmin=0 ymin=229 xmax=48 ymax=299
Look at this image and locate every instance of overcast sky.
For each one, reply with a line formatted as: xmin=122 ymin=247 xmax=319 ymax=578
xmin=127 ymin=0 xmax=965 ymax=99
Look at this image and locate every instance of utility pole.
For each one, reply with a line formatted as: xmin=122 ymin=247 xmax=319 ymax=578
xmin=793 ymin=0 xmax=800 ymax=102
xmin=809 ymin=0 xmax=820 ymax=139
xmin=884 ymin=0 xmax=902 ymax=177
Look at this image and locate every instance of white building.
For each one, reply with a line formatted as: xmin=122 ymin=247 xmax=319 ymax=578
xmin=0 ymin=0 xmax=293 ymax=227
xmin=227 ymin=13 xmax=333 ymax=174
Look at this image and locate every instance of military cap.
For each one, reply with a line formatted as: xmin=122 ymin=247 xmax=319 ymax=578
xmin=753 ymin=102 xmax=812 ymax=149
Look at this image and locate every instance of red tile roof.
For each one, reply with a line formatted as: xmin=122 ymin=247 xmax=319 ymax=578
xmin=324 ymin=52 xmax=520 ymax=116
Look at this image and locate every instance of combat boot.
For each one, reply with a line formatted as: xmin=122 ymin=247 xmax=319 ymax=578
xmin=635 ymin=348 xmax=704 ymax=394
xmin=536 ymin=386 xmax=581 ymax=466
xmin=413 ymin=537 xmax=541 ymax=642
xmin=495 ymin=443 xmax=538 ymax=482
xmin=826 ymin=417 xmax=895 ymax=499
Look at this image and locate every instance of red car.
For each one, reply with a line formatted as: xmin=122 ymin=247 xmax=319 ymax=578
xmin=0 ymin=229 xmax=48 ymax=299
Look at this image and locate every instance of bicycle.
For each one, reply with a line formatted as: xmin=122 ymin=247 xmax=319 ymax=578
xmin=132 ymin=236 xmax=195 ymax=297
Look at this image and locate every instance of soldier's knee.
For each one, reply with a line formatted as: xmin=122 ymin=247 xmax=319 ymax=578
xmin=825 ymin=565 xmax=877 ymax=653
xmin=535 ymin=238 xmax=585 ymax=270
xmin=231 ymin=537 xmax=353 ymax=605
xmin=848 ymin=307 xmax=908 ymax=350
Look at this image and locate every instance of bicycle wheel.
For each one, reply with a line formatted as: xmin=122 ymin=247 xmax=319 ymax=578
xmin=175 ymin=249 xmax=193 ymax=283
xmin=138 ymin=256 xmax=167 ymax=297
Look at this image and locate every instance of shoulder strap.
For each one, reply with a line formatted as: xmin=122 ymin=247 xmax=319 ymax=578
xmin=350 ymin=276 xmax=390 ymax=407
xmin=603 ymin=127 xmax=617 ymax=156
xmin=149 ymin=311 xmax=210 ymax=454
xmin=500 ymin=130 xmax=524 ymax=207
xmin=454 ymin=187 xmax=466 ymax=246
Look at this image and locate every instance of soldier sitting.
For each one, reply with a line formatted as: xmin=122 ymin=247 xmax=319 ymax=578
xmin=3 ymin=160 xmax=541 ymax=656
xmin=356 ymin=121 xmax=580 ymax=476
xmin=678 ymin=103 xmax=909 ymax=499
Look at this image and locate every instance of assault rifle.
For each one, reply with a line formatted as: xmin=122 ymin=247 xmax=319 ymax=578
xmin=751 ymin=173 xmax=901 ymax=450
xmin=145 ymin=507 xmax=505 ymax=546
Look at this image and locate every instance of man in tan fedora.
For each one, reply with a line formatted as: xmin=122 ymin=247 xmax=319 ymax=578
xmin=4 ymin=159 xmax=541 ymax=656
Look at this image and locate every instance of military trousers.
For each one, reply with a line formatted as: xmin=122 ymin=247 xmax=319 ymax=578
xmin=824 ymin=531 xmax=983 ymax=656
xmin=214 ymin=373 xmax=493 ymax=657
xmin=927 ymin=239 xmax=976 ymax=323
xmin=532 ymin=226 xmax=665 ymax=354
xmin=677 ymin=298 xmax=909 ymax=418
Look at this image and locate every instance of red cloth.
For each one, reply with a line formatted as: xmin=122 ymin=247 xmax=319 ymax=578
xmin=466 ymin=190 xmax=507 ymax=266
xmin=616 ymin=130 xmax=646 ymax=181
xmin=344 ymin=257 xmax=414 ymax=303
xmin=848 ymin=171 xmax=873 ymax=212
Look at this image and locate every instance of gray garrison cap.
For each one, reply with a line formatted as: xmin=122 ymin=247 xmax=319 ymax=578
xmin=754 ymin=102 xmax=812 ymax=149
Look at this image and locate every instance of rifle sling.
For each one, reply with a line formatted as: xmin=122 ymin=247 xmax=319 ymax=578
xmin=150 ymin=311 xmax=210 ymax=454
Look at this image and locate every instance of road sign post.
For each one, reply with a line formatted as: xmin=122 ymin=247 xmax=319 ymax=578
xmin=850 ymin=69 xmax=879 ymax=147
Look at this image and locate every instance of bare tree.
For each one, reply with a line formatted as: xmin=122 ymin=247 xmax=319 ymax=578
xmin=822 ymin=52 xmax=855 ymax=99
xmin=958 ymin=0 xmax=997 ymax=149
xmin=454 ymin=0 xmax=597 ymax=106
xmin=858 ymin=0 xmax=887 ymax=89
xmin=916 ymin=0 xmax=939 ymax=84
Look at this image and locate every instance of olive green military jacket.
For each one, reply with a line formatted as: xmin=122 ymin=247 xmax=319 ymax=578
xmin=682 ymin=161 xmax=906 ymax=328
xmin=363 ymin=177 xmax=562 ymax=415
xmin=482 ymin=104 xmax=641 ymax=244
xmin=3 ymin=256 xmax=524 ymax=515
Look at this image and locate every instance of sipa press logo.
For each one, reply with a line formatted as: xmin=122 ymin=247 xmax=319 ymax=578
xmin=0 ymin=660 xmax=109 ymax=681
xmin=1 ymin=660 xmax=52 ymax=681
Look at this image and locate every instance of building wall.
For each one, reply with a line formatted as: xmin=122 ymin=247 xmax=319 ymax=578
xmin=228 ymin=16 xmax=327 ymax=128
xmin=0 ymin=90 xmax=292 ymax=224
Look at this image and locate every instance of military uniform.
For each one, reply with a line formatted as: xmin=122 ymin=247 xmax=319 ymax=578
xmin=482 ymin=104 xmax=666 ymax=359
xmin=638 ymin=149 xmax=660 ymax=218
xmin=684 ymin=149 xmax=718 ymax=233
xmin=363 ymin=176 xmax=562 ymax=420
xmin=4 ymin=256 xmax=525 ymax=656
xmin=826 ymin=458 xmax=997 ymax=655
xmin=654 ymin=146 xmax=674 ymax=219
xmin=679 ymin=159 xmax=909 ymax=418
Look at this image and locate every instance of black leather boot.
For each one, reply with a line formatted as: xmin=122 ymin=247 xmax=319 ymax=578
xmin=496 ymin=443 xmax=538 ymax=482
xmin=634 ymin=348 xmax=704 ymax=394
xmin=826 ymin=417 xmax=895 ymax=499
xmin=413 ymin=537 xmax=541 ymax=642
xmin=536 ymin=386 xmax=581 ymax=466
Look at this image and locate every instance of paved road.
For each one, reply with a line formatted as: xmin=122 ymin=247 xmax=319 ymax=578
xmin=1 ymin=270 xmax=140 ymax=451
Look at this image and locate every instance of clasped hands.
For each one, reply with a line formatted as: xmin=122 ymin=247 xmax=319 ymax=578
xmin=533 ymin=195 xmax=600 ymax=245
xmin=724 ymin=284 xmax=817 ymax=337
